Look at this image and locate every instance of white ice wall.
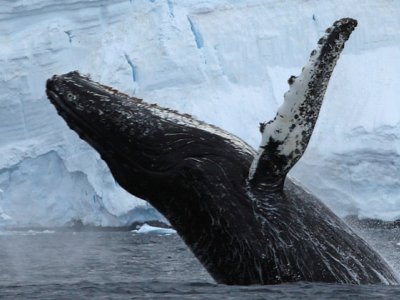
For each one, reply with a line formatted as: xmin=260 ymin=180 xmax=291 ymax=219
xmin=1 ymin=0 xmax=400 ymax=226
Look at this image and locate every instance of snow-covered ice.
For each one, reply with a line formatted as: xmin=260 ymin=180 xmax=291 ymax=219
xmin=132 ymin=224 xmax=177 ymax=235
xmin=1 ymin=0 xmax=400 ymax=227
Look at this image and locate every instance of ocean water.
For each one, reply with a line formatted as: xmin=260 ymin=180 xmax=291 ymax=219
xmin=0 ymin=229 xmax=400 ymax=299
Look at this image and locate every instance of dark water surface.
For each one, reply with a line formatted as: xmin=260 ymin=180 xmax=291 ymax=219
xmin=1 ymin=229 xmax=400 ymax=299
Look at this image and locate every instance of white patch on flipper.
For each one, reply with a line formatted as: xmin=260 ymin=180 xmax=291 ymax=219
xmin=249 ymin=19 xmax=357 ymax=181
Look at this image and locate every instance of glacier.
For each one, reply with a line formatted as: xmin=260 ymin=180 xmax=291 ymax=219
xmin=1 ymin=0 xmax=400 ymax=227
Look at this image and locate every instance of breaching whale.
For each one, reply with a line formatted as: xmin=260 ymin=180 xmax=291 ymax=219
xmin=46 ymin=18 xmax=399 ymax=285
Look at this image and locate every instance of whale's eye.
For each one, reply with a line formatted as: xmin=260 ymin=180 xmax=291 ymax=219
xmin=67 ymin=93 xmax=76 ymax=101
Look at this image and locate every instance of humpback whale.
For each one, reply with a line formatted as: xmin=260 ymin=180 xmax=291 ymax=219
xmin=46 ymin=18 xmax=399 ymax=285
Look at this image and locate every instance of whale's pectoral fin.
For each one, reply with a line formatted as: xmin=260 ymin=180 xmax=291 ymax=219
xmin=248 ymin=18 xmax=357 ymax=186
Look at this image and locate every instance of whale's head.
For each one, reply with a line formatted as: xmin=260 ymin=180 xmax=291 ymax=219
xmin=46 ymin=72 xmax=166 ymax=164
xmin=46 ymin=71 xmax=254 ymax=217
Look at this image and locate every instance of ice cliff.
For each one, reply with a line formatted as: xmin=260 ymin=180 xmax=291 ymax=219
xmin=1 ymin=0 xmax=400 ymax=227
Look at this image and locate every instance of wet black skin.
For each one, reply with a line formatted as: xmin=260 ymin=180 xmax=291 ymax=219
xmin=46 ymin=18 xmax=399 ymax=285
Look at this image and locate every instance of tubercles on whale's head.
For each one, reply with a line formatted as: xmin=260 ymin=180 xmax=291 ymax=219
xmin=46 ymin=72 xmax=140 ymax=153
